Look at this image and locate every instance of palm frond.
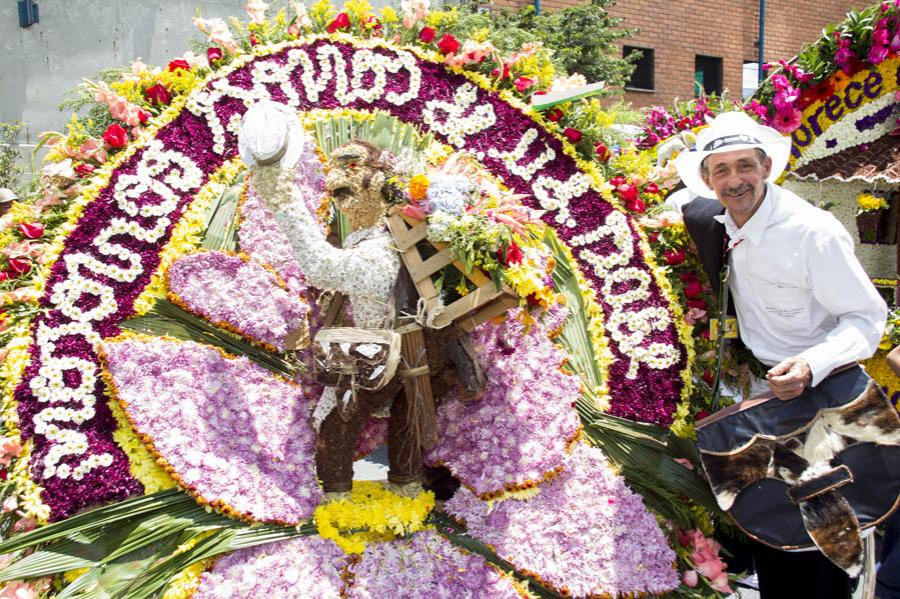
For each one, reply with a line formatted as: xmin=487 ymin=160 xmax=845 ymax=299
xmin=202 ymin=172 xmax=246 ymax=252
xmin=120 ymin=299 xmax=297 ymax=378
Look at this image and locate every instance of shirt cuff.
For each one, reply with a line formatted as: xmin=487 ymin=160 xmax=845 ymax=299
xmin=797 ymin=345 xmax=838 ymax=388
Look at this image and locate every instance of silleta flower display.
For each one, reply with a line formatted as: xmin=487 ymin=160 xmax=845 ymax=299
xmin=0 ymin=5 xmax=709 ymax=595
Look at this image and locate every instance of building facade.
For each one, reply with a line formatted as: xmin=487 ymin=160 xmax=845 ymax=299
xmin=492 ymin=0 xmax=865 ymax=108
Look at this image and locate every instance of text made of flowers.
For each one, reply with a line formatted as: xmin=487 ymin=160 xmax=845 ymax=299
xmin=17 ymin=38 xmax=685 ymax=518
xmin=790 ymin=58 xmax=900 ymax=162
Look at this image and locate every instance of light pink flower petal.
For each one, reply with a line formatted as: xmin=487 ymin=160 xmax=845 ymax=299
xmin=167 ymin=251 xmax=308 ymax=352
xmin=194 ymin=536 xmax=346 ymax=598
xmin=444 ymin=443 xmax=679 ymax=597
xmin=348 ymin=530 xmax=525 ymax=598
xmin=426 ymin=308 xmax=581 ymax=498
xmin=101 ymin=336 xmax=322 ymax=524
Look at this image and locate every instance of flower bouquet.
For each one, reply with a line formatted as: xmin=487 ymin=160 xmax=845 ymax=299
xmin=384 ymin=151 xmax=560 ymax=330
xmin=856 ymin=190 xmax=893 ymax=244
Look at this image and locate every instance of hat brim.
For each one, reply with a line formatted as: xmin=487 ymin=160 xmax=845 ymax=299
xmin=675 ymin=137 xmax=791 ymax=198
xmin=238 ymin=101 xmax=307 ymax=169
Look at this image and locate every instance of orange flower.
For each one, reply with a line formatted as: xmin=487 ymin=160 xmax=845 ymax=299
xmin=831 ymin=70 xmax=851 ymax=92
xmin=408 ymin=174 xmax=429 ymax=202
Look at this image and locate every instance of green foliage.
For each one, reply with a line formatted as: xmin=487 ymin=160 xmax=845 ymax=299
xmin=0 ymin=121 xmax=26 ymax=192
xmin=487 ymin=0 xmax=638 ymax=88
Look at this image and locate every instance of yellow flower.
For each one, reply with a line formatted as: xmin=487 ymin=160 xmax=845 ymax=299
xmin=379 ymin=6 xmax=399 ymax=25
xmin=856 ymin=192 xmax=889 ymax=213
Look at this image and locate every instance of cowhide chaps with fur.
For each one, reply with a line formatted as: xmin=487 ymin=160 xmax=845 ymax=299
xmin=697 ymin=365 xmax=900 ymax=576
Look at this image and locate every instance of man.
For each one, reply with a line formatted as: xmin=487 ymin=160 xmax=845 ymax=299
xmin=675 ymin=111 xmax=888 ymax=598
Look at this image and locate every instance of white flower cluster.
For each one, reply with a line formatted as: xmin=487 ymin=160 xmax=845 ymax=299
xmin=572 ymin=210 xmax=678 ymax=378
xmin=188 ymin=44 xmax=423 ymax=154
xmin=487 ymin=128 xmax=556 ymax=180
xmin=36 ymin=143 xmax=201 ymax=481
xmin=422 ymin=83 xmax=497 ymax=148
xmin=794 ymin=93 xmax=898 ymax=171
xmin=29 ymin=322 xmax=113 ymax=480
xmin=532 ymin=172 xmax=591 ymax=228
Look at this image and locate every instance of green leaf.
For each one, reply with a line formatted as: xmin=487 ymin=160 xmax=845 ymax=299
xmin=202 ymin=174 xmax=246 ymax=252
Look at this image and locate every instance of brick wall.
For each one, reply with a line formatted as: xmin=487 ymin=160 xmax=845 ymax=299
xmin=495 ymin=0 xmax=865 ymax=108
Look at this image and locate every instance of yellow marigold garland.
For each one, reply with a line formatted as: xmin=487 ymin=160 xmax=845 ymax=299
xmin=313 ymin=480 xmax=435 ymax=554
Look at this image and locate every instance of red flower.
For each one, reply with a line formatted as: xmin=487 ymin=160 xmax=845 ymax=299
xmin=514 ymin=76 xmax=535 ymax=92
xmin=249 ymin=35 xmax=259 ymax=46
xmin=7 ymin=258 xmax=31 ymax=276
xmin=327 ymin=12 xmax=351 ymax=33
xmin=418 ymin=27 xmax=436 ymax=43
xmin=687 ymin=298 xmax=707 ymax=310
xmin=491 ymin=63 xmax=510 ymax=80
xmin=74 ymin=163 xmax=96 ymax=178
xmin=499 ymin=242 xmax=524 ymax=266
xmin=680 ymin=271 xmax=699 ymax=284
xmin=365 ymin=15 xmax=382 ymax=31
xmin=699 ymin=329 xmax=710 ymax=341
xmin=594 ymin=142 xmax=610 ymax=162
xmin=663 ymin=248 xmax=686 ymax=265
xmin=0 ymin=271 xmax=7 ymax=282
xmin=683 ymin=280 xmax=703 ymax=298
xmin=436 ymin=34 xmax=460 ymax=55
xmin=625 ymin=199 xmax=646 ymax=213
xmin=102 ymin=123 xmax=129 ymax=148
xmin=694 ymin=409 xmax=711 ymax=420
xmin=138 ymin=110 xmax=150 ymax=124
xmin=616 ymin=183 xmax=639 ymax=203
xmin=19 ymin=222 xmax=44 ymax=239
xmin=167 ymin=59 xmax=191 ymax=72
xmin=207 ymin=47 xmax=224 ymax=63
xmin=643 ymin=182 xmax=659 ymax=195
xmin=563 ymin=128 xmax=582 ymax=143
xmin=702 ymin=369 xmax=714 ymax=386
xmin=609 ymin=175 xmax=627 ymax=187
xmin=0 ymin=469 xmax=6 ymax=481
xmin=647 ymin=231 xmax=660 ymax=243
xmin=546 ymin=108 xmax=564 ymax=122
xmin=143 ymin=83 xmax=171 ymax=106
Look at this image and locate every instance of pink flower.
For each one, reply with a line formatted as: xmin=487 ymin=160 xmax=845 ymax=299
xmin=514 ymin=76 xmax=535 ymax=92
xmin=682 ymin=569 xmax=699 ymax=587
xmin=869 ymin=44 xmax=889 ymax=64
xmin=245 ymin=0 xmax=269 ymax=24
xmin=0 ymin=580 xmax=41 ymax=599
xmin=772 ymin=107 xmax=802 ymax=133
xmin=709 ymin=572 xmax=733 ymax=594
xmin=193 ymin=17 xmax=238 ymax=54
xmin=12 ymin=516 xmax=36 ymax=534
xmin=684 ymin=307 xmax=707 ymax=325
xmin=1 ymin=496 xmax=16 ymax=513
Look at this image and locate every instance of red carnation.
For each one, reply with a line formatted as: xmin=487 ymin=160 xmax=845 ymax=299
xmin=514 ymin=76 xmax=535 ymax=93
xmin=695 ymin=409 xmax=711 ymax=420
xmin=327 ymin=12 xmax=351 ymax=33
xmin=436 ymin=34 xmax=460 ymax=55
xmin=167 ymin=59 xmax=191 ymax=72
xmin=102 ymin=123 xmax=129 ymax=148
xmin=138 ymin=110 xmax=150 ymax=124
xmin=249 ymin=35 xmax=259 ymax=46
xmin=702 ymin=369 xmax=715 ymax=386
xmin=663 ymin=248 xmax=686 ymax=265
xmin=19 ymin=222 xmax=44 ymax=239
xmin=546 ymin=108 xmax=564 ymax=122
xmin=74 ymin=163 xmax=96 ymax=178
xmin=207 ymin=47 xmax=224 ymax=63
xmin=418 ymin=26 xmax=436 ymax=43
xmin=647 ymin=231 xmax=660 ymax=243
xmin=491 ymin=63 xmax=510 ymax=80
xmin=683 ymin=280 xmax=703 ymax=298
xmin=643 ymin=182 xmax=659 ymax=195
xmin=7 ymin=258 xmax=31 ymax=276
xmin=687 ymin=298 xmax=707 ymax=310
xmin=594 ymin=142 xmax=610 ymax=162
xmin=563 ymin=127 xmax=582 ymax=143
xmin=625 ymin=199 xmax=646 ymax=213
xmin=143 ymin=83 xmax=171 ymax=106
xmin=0 ymin=271 xmax=7 ymax=282
xmin=616 ymin=183 xmax=639 ymax=203
xmin=680 ymin=271 xmax=699 ymax=284
xmin=609 ymin=175 xmax=627 ymax=187
xmin=499 ymin=242 xmax=524 ymax=266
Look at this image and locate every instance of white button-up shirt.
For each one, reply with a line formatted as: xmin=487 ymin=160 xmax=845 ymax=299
xmin=715 ymin=184 xmax=887 ymax=386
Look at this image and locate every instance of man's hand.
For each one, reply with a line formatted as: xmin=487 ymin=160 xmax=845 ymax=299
xmin=766 ymin=357 xmax=812 ymax=400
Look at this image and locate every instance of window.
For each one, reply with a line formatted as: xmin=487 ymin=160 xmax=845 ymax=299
xmin=624 ymin=46 xmax=654 ymax=92
xmin=742 ymin=61 xmax=760 ymax=99
xmin=694 ymin=55 xmax=723 ymax=96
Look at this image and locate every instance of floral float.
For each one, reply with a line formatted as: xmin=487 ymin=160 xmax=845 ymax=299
xmin=0 ymin=1 xmax=739 ymax=597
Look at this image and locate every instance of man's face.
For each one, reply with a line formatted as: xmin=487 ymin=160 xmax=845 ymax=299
xmin=701 ymin=148 xmax=772 ymax=225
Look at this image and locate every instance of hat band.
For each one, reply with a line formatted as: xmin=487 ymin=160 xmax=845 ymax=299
xmin=703 ymin=133 xmax=761 ymax=152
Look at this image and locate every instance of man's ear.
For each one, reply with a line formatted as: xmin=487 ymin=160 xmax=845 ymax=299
xmin=763 ymin=155 xmax=773 ymax=179
xmin=369 ymin=170 xmax=386 ymax=192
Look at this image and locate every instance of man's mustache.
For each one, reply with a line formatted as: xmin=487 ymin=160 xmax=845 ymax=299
xmin=723 ymin=184 xmax=753 ymax=198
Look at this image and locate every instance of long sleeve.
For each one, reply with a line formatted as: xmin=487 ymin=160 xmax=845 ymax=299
xmin=249 ymin=164 xmax=400 ymax=327
xmin=797 ymin=225 xmax=887 ymax=386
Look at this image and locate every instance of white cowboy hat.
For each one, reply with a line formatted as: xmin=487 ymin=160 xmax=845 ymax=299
xmin=238 ymin=100 xmax=307 ymax=168
xmin=674 ymin=111 xmax=791 ymax=197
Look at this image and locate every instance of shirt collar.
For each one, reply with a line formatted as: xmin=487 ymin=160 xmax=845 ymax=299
xmin=712 ymin=184 xmax=777 ymax=246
